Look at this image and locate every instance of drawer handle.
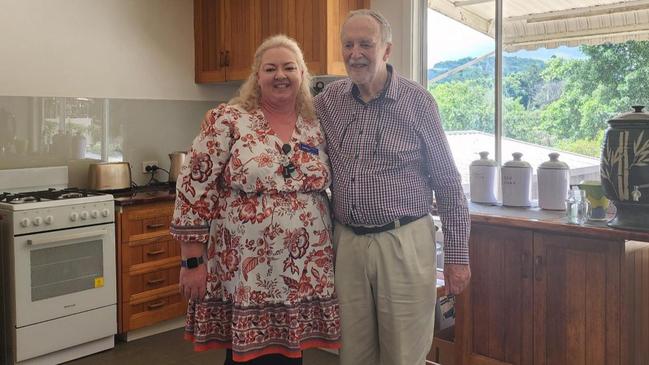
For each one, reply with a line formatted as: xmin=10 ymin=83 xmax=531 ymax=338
xmin=146 ymin=223 xmax=164 ymax=229
xmin=147 ymin=300 xmax=166 ymax=310
xmin=146 ymin=249 xmax=166 ymax=256
xmin=147 ymin=278 xmax=165 ymax=285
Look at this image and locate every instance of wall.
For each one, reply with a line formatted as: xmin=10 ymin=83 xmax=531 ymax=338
xmin=0 ymin=0 xmax=237 ymax=101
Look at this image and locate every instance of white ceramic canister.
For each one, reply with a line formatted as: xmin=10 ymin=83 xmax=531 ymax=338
xmin=537 ymin=152 xmax=570 ymax=210
xmin=502 ymin=152 xmax=532 ymax=207
xmin=469 ymin=151 xmax=498 ymax=204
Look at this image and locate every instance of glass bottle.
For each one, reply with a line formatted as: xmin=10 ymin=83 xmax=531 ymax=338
xmin=566 ymin=186 xmax=589 ymax=225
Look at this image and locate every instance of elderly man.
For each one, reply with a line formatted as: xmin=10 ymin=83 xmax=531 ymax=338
xmin=313 ymin=9 xmax=471 ymax=365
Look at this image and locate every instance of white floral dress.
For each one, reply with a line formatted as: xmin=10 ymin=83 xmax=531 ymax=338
xmin=170 ymin=104 xmax=340 ymax=362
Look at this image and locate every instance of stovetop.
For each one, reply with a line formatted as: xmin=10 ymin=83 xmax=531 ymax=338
xmin=0 ymin=188 xmax=106 ymax=205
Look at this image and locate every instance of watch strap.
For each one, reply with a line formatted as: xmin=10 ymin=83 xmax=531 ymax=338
xmin=181 ymin=256 xmax=205 ymax=269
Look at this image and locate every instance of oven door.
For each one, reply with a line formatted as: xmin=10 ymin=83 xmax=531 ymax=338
xmin=12 ymin=223 xmax=116 ymax=328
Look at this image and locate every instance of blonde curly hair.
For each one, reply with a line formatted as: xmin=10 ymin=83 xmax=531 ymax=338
xmin=229 ymin=35 xmax=315 ymax=119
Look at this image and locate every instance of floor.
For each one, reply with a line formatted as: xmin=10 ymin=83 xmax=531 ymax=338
xmin=64 ymin=328 xmax=339 ymax=365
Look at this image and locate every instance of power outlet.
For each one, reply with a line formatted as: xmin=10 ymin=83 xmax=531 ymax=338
xmin=142 ymin=160 xmax=159 ymax=173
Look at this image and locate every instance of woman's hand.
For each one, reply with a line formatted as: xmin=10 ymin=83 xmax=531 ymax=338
xmin=180 ymin=264 xmax=208 ymax=301
xmin=179 ymin=240 xmax=208 ymax=302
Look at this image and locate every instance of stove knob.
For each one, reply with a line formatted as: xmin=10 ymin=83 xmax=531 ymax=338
xmin=20 ymin=218 xmax=30 ymax=227
xmin=101 ymin=209 xmax=110 ymax=217
xmin=90 ymin=210 xmax=99 ymax=218
xmin=70 ymin=212 xmax=79 ymax=222
xmin=80 ymin=211 xmax=89 ymax=220
xmin=44 ymin=216 xmax=54 ymax=225
xmin=32 ymin=217 xmax=42 ymax=226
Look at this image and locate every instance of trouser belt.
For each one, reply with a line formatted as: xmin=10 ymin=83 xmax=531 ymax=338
xmin=349 ymin=215 xmax=426 ymax=235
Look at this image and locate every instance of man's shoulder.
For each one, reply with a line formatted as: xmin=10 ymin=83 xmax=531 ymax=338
xmin=394 ymin=74 xmax=432 ymax=100
xmin=317 ymin=78 xmax=351 ymax=98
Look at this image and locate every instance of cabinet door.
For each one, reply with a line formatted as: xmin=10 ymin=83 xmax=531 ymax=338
xmin=456 ymin=224 xmax=533 ymax=365
xmin=533 ymin=233 xmax=621 ymax=365
xmin=194 ymin=0 xmax=226 ymax=83
xmin=224 ymin=0 xmax=261 ymax=80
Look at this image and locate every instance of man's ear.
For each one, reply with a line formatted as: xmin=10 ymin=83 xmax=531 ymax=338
xmin=383 ymin=42 xmax=392 ymax=62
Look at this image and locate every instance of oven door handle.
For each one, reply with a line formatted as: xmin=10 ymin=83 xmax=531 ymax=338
xmin=27 ymin=229 xmax=108 ymax=246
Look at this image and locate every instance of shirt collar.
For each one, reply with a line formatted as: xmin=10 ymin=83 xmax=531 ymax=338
xmin=343 ymin=64 xmax=399 ymax=103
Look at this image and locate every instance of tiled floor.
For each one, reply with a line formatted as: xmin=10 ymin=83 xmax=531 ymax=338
xmin=65 ymin=328 xmax=338 ymax=365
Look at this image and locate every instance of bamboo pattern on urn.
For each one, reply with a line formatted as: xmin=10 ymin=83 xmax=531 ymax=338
xmin=602 ymin=130 xmax=649 ymax=200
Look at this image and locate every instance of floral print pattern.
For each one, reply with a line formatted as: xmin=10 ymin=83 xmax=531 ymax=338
xmin=170 ymin=104 xmax=339 ymax=362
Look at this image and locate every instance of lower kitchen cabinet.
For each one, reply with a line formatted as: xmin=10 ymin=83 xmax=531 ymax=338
xmin=455 ymin=222 xmax=649 ymax=365
xmin=116 ymin=200 xmax=186 ymax=335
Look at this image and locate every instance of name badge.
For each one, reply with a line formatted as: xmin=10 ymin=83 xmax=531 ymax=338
xmin=298 ymin=143 xmax=319 ymax=155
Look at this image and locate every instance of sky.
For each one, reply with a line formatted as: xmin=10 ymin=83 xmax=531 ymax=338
xmin=427 ymin=9 xmax=585 ymax=68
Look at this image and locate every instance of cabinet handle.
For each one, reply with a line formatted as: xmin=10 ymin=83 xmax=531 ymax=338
xmin=521 ymin=252 xmax=529 ymax=279
xmin=146 ymin=223 xmax=164 ymax=229
xmin=219 ymin=50 xmax=225 ymax=67
xmin=147 ymin=300 xmax=166 ymax=310
xmin=225 ymin=50 xmax=230 ymax=67
xmin=534 ymin=255 xmax=544 ymax=281
xmin=146 ymin=249 xmax=165 ymax=256
xmin=146 ymin=278 xmax=165 ymax=285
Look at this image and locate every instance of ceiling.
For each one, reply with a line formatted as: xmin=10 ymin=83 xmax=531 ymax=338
xmin=428 ymin=0 xmax=649 ymax=50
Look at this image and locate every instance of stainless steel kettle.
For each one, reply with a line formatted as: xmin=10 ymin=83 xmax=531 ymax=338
xmin=168 ymin=151 xmax=187 ymax=183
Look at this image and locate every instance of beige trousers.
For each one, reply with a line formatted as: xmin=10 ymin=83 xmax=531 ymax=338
xmin=333 ymin=216 xmax=437 ymax=365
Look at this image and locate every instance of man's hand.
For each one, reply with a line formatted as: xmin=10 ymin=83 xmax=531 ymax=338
xmin=444 ymin=263 xmax=471 ymax=296
xmin=179 ymin=264 xmax=208 ymax=302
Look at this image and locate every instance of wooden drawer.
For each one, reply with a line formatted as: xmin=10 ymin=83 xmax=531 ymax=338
xmin=123 ymin=265 xmax=180 ymax=298
xmin=123 ymin=287 xmax=186 ymax=332
xmin=121 ymin=233 xmax=180 ymax=269
xmin=120 ymin=202 xmax=174 ymax=243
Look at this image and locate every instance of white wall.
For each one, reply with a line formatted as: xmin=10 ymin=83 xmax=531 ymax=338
xmin=0 ymin=0 xmax=238 ymax=101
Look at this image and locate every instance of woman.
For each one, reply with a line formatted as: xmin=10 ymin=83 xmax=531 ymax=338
xmin=170 ymin=35 xmax=340 ymax=365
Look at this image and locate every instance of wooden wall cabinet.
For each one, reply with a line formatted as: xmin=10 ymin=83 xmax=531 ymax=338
xmin=116 ymin=201 xmax=186 ymax=334
xmin=194 ymin=0 xmax=369 ymax=83
xmin=455 ymin=222 xmax=649 ymax=365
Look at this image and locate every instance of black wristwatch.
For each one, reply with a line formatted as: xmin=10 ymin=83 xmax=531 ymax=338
xmin=181 ymin=256 xmax=205 ymax=269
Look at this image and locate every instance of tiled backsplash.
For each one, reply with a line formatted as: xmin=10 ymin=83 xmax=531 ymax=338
xmin=0 ymin=96 xmax=223 ymax=186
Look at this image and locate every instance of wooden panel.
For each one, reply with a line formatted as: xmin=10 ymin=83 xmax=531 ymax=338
xmin=533 ymin=233 xmax=617 ymax=365
xmin=224 ymin=0 xmax=261 ymax=80
xmin=122 ymin=235 xmax=175 ymax=268
xmin=122 ymin=265 xmax=181 ymax=298
xmin=622 ymin=241 xmax=649 ymax=365
xmin=291 ymin=0 xmax=326 ymax=74
xmin=457 ymin=223 xmax=533 ymax=365
xmin=194 ymin=0 xmax=226 ymax=82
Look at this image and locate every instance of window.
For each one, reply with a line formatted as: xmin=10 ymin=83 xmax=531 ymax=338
xmin=426 ymin=1 xmax=649 ymax=198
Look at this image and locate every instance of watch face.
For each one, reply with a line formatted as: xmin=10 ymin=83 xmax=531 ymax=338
xmin=186 ymin=257 xmax=199 ymax=268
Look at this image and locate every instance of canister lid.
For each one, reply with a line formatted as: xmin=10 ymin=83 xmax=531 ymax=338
xmin=470 ymin=151 xmax=497 ymax=167
xmin=538 ymin=152 xmax=569 ymax=170
xmin=608 ymin=105 xmax=649 ymax=127
xmin=503 ymin=152 xmax=531 ymax=168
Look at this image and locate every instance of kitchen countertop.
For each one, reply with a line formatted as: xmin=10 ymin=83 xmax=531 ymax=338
xmin=112 ymin=184 xmax=176 ymax=206
xmin=469 ymin=201 xmax=649 ymax=241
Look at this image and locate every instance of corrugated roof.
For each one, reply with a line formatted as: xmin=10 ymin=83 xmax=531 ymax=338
xmin=428 ymin=0 xmax=649 ymax=50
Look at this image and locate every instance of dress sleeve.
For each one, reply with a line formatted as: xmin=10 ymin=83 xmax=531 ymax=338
xmin=416 ymin=93 xmax=471 ymax=265
xmin=170 ymin=104 xmax=235 ymax=243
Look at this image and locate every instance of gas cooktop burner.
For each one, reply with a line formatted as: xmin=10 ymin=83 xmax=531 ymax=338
xmin=0 ymin=188 xmax=104 ymax=204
